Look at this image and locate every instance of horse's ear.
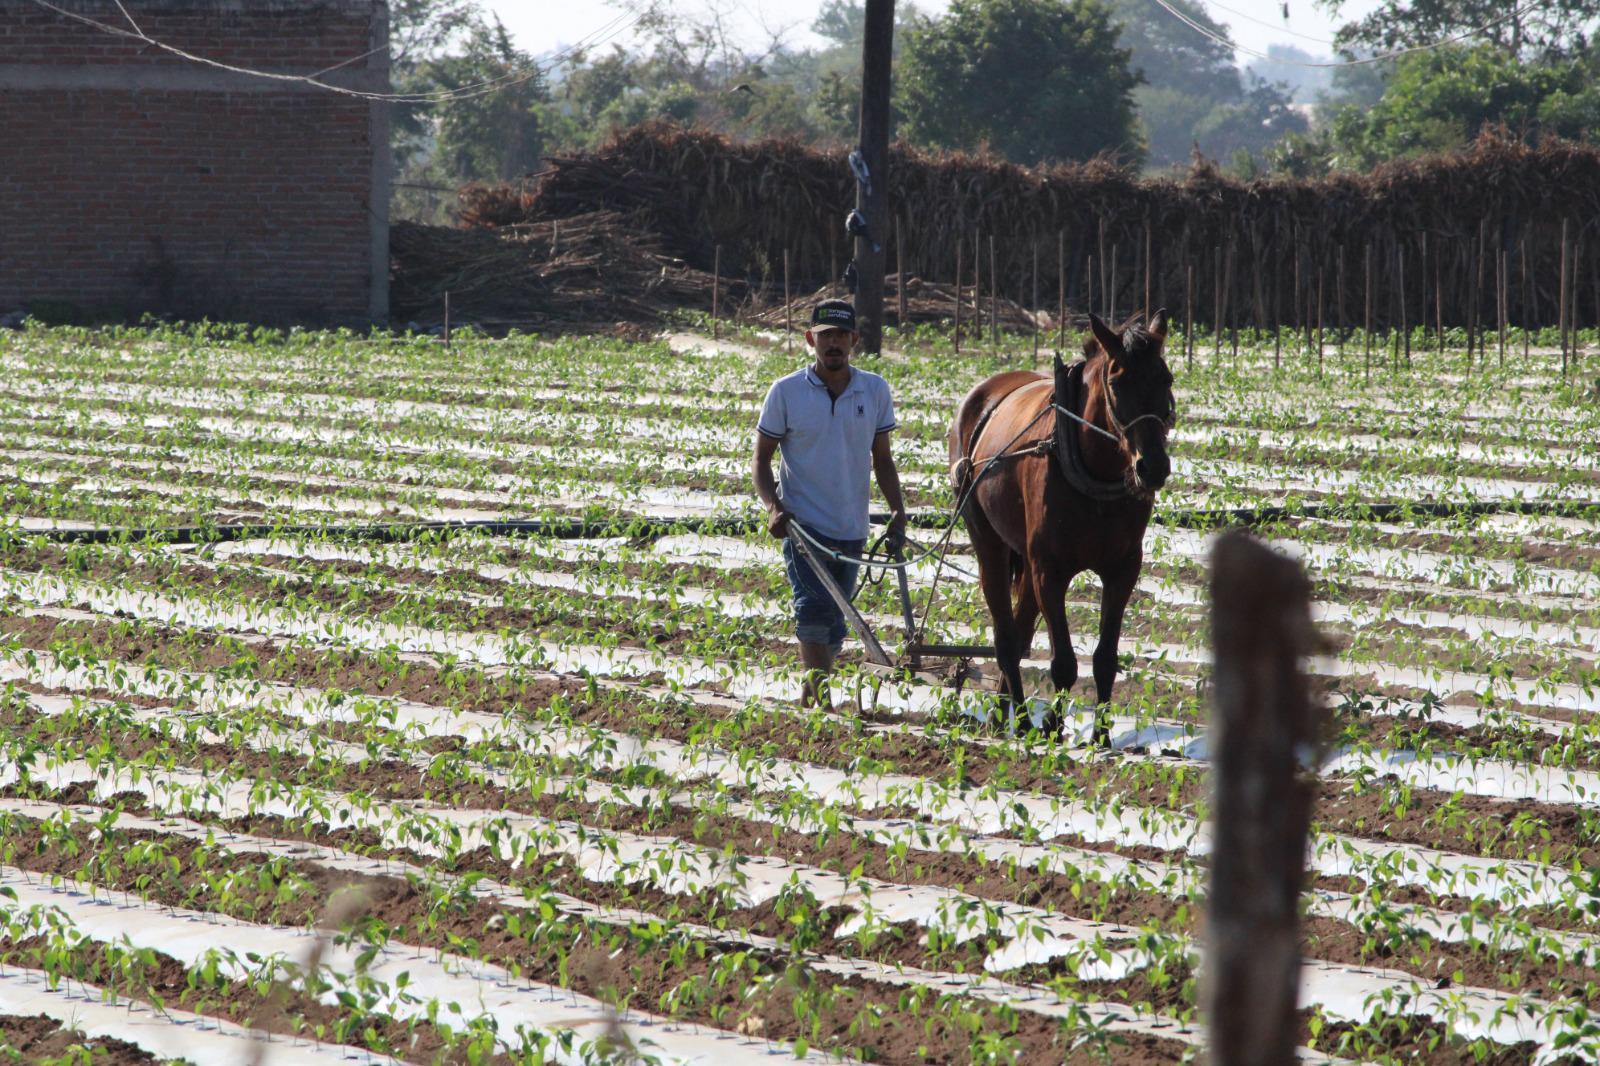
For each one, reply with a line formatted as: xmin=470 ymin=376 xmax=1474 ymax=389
xmin=1148 ymin=307 xmax=1170 ymax=340
xmin=1052 ymin=350 xmax=1066 ymax=373
xmin=1089 ymin=313 xmax=1122 ymax=359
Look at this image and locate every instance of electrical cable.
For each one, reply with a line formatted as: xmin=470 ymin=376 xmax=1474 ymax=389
xmin=1150 ymin=0 xmax=1542 ymax=68
xmin=27 ymin=0 xmax=652 ymax=104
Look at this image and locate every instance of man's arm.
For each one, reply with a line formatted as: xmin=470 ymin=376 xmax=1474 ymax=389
xmin=872 ymin=430 xmax=907 ymax=541
xmin=753 ymin=433 xmax=790 ymax=538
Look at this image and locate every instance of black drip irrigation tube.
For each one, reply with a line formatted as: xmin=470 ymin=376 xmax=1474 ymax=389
xmin=17 ymin=499 xmax=1600 ymax=546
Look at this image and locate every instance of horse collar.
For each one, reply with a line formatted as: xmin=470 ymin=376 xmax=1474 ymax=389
xmin=1053 ymin=361 xmax=1131 ymax=502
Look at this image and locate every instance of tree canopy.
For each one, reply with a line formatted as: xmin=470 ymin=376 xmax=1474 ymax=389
xmin=898 ymin=0 xmax=1144 ymax=165
xmin=1318 ymin=0 xmax=1600 ymax=60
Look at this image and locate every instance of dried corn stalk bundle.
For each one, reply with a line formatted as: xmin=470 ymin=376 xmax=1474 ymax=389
xmin=390 ymin=209 xmax=749 ymax=332
xmin=460 ymin=123 xmax=1600 ymax=331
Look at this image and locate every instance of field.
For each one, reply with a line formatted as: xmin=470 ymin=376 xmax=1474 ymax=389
xmin=2 ymin=318 xmax=1600 ymax=1064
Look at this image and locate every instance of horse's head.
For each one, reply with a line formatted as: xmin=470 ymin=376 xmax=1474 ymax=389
xmin=1084 ymin=309 xmax=1176 ymax=498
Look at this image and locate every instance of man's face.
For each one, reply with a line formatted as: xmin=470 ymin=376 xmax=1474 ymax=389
xmin=810 ymin=327 xmax=856 ymax=370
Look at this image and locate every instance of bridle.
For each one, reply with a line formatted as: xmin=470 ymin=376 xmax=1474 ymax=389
xmin=1053 ymin=356 xmax=1176 ymax=447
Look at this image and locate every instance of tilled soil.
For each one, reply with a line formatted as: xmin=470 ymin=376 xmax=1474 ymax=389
xmin=0 ymin=1013 xmax=162 ymax=1064
xmin=0 ymin=812 xmax=1192 ymax=1065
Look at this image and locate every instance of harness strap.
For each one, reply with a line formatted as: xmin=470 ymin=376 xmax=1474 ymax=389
xmin=1055 ymin=360 xmax=1132 ymax=502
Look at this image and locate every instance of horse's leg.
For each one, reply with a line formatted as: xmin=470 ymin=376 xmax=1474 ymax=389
xmin=1027 ymin=559 xmax=1077 ymax=738
xmin=971 ymin=534 xmax=1026 ymax=711
xmin=1011 ymin=561 xmax=1039 ymax=663
xmin=1091 ymin=562 xmax=1139 ymax=745
xmin=1032 ymin=568 xmax=1077 ymax=692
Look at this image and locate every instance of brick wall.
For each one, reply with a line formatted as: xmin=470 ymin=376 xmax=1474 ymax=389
xmin=0 ymin=1 xmax=389 ymax=325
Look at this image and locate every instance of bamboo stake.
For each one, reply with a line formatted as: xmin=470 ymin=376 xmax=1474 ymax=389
xmin=1316 ymin=266 xmax=1324 ymax=377
xmin=712 ymin=245 xmax=721 ymax=341
xmin=1273 ymin=239 xmax=1282 ymax=368
xmin=1398 ymin=244 xmax=1409 ymax=366
xmin=1498 ymin=246 xmax=1508 ymax=366
xmin=953 ymin=239 xmax=963 ymax=354
xmin=1225 ymin=239 xmax=1237 ymax=363
xmin=1335 ymin=245 xmax=1346 ymax=361
xmin=1185 ymin=261 xmax=1194 ymax=373
xmin=989 ymin=234 xmax=999 ymax=347
xmin=1097 ymin=217 xmax=1108 ymax=319
xmin=1561 ymin=219 xmax=1571 ymax=374
xmin=895 ymin=213 xmax=907 ymax=330
xmin=1109 ymin=243 xmax=1118 ymax=323
xmin=1473 ymin=219 xmax=1487 ymax=366
xmin=1521 ymin=227 xmax=1531 ymax=360
xmin=1144 ymin=218 xmax=1153 ymax=317
xmin=1032 ymin=242 xmax=1040 ymax=367
xmin=783 ymin=248 xmax=792 ymax=353
xmin=1057 ymin=230 xmax=1066 ymax=351
xmin=1435 ymin=243 xmax=1444 ymax=359
xmin=1086 ymin=254 xmax=1095 ymax=330
xmin=443 ymin=291 xmax=451 ymax=350
xmin=1572 ymin=236 xmax=1583 ymax=370
xmin=1419 ymin=231 xmax=1428 ymax=354
xmin=1363 ymin=241 xmax=1372 ymax=382
xmin=1213 ymin=244 xmax=1224 ymax=360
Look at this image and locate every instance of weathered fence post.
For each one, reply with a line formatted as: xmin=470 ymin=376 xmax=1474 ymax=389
xmin=1206 ymin=531 xmax=1321 ymax=1066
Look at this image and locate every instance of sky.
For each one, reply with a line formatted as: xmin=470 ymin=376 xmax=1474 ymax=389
xmin=480 ymin=0 xmax=1390 ymax=70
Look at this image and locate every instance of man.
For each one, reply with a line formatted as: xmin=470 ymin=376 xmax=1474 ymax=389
xmin=753 ymin=299 xmax=907 ymax=708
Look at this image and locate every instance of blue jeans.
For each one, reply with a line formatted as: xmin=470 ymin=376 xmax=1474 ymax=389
xmin=782 ymin=526 xmax=866 ymax=652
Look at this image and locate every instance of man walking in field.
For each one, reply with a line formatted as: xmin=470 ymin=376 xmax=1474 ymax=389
xmin=753 ymin=299 xmax=907 ymax=708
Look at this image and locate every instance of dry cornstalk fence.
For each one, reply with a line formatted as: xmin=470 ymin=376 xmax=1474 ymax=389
xmin=459 ymin=123 xmax=1600 ymax=336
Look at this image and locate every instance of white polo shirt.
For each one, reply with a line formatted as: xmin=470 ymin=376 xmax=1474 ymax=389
xmin=757 ymin=365 xmax=896 ymax=540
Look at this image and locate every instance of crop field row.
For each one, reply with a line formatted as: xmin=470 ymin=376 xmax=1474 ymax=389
xmin=1 ymin=321 xmax=1599 ymax=1063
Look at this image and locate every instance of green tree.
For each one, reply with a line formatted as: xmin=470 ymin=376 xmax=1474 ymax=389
xmin=427 ymin=17 xmax=550 ymax=182
xmin=1326 ymin=44 xmax=1600 ymax=167
xmin=1318 ymin=0 xmax=1600 ymax=60
xmin=899 ymin=0 xmax=1144 ymax=165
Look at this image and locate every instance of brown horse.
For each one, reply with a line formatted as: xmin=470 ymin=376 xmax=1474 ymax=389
xmin=948 ymin=310 xmax=1175 ymax=739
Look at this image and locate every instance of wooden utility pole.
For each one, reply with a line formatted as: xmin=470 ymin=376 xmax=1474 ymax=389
xmin=853 ymin=0 xmax=895 ymax=355
xmin=1206 ymin=531 xmax=1321 ymax=1066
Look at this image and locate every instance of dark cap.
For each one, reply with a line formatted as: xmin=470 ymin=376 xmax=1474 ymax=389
xmin=810 ymin=299 xmax=857 ymax=331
